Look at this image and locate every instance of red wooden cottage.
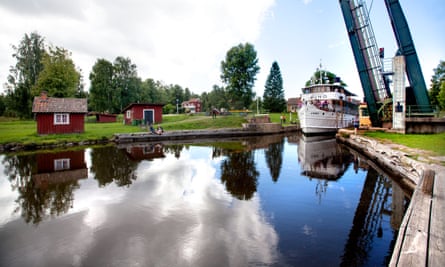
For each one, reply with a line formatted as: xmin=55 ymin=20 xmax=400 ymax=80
xmin=122 ymin=103 xmax=164 ymax=125
xmin=32 ymin=92 xmax=88 ymax=135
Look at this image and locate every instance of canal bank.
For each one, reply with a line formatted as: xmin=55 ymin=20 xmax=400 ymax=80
xmin=0 ymin=124 xmax=300 ymax=152
xmin=336 ymin=129 xmax=445 ymax=266
xmin=112 ymin=124 xmax=300 ymax=144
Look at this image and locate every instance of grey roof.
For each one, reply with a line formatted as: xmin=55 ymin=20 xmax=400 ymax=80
xmin=32 ymin=96 xmax=88 ymax=113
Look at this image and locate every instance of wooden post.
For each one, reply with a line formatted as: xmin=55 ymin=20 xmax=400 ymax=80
xmin=422 ymin=169 xmax=435 ymax=196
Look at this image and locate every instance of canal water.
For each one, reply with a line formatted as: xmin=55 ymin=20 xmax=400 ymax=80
xmin=0 ymin=134 xmax=409 ymax=267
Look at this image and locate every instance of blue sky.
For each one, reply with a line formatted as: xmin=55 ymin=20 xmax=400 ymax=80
xmin=1 ymin=0 xmax=444 ymax=100
xmin=255 ymin=0 xmax=445 ymax=99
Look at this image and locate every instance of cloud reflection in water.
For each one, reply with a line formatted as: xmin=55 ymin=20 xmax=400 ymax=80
xmin=0 ymin=149 xmax=279 ymax=267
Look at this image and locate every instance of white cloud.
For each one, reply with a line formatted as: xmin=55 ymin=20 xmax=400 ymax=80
xmin=0 ymin=0 xmax=276 ymax=93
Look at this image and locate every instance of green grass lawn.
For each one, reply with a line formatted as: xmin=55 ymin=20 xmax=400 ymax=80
xmin=364 ymin=131 xmax=445 ymax=156
xmin=2 ymin=112 xmax=287 ymax=145
xmin=160 ymin=114 xmax=247 ymax=130
xmin=0 ymin=114 xmax=248 ymax=145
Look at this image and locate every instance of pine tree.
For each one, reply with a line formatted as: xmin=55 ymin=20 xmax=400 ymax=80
xmin=263 ymin=61 xmax=286 ymax=112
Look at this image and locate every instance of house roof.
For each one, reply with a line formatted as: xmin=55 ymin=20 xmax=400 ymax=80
xmin=121 ymin=103 xmax=165 ymax=113
xmin=287 ymin=97 xmax=300 ymax=105
xmin=32 ymin=95 xmax=87 ymax=113
xmin=182 ymin=98 xmax=201 ymax=105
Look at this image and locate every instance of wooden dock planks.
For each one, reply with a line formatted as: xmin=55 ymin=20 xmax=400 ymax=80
xmin=390 ymin=168 xmax=445 ymax=267
xmin=429 ymin=170 xmax=445 ymax=267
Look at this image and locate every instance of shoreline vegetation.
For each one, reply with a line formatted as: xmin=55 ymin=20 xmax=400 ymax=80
xmin=1 ymin=114 xmax=444 ymax=157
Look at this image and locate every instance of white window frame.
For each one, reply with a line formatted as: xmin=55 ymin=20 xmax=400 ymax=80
xmin=54 ymin=158 xmax=70 ymax=171
xmin=54 ymin=113 xmax=70 ymax=125
xmin=126 ymin=110 xmax=131 ymax=119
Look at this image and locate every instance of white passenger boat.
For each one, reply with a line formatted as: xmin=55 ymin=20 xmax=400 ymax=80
xmin=298 ymin=79 xmax=359 ymax=134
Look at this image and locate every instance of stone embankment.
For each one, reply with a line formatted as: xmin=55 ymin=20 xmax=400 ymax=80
xmin=0 ymin=139 xmax=110 ymax=153
xmin=336 ymin=129 xmax=444 ymax=190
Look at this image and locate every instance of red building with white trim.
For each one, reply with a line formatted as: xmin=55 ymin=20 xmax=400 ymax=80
xmin=32 ymin=92 xmax=88 ymax=135
xmin=122 ymin=103 xmax=164 ymax=125
xmin=182 ymin=98 xmax=202 ymax=113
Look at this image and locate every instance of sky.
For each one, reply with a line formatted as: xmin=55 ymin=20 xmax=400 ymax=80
xmin=0 ymin=0 xmax=444 ymax=100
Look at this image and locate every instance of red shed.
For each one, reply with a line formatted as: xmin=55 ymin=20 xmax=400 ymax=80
xmin=89 ymin=112 xmax=118 ymax=123
xmin=122 ymin=103 xmax=164 ymax=125
xmin=32 ymin=92 xmax=88 ymax=135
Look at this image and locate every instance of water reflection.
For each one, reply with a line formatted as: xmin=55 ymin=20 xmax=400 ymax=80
xmin=265 ymin=139 xmax=285 ymax=182
xmin=2 ymin=150 xmax=86 ymax=224
xmin=90 ymin=146 xmax=137 ymax=187
xmin=124 ymin=143 xmax=165 ymax=161
xmin=340 ymin=168 xmax=396 ymax=266
xmin=0 ymin=134 xmax=410 ymax=266
xmin=298 ymin=135 xmax=353 ymax=180
xmin=221 ymin=150 xmax=259 ymax=200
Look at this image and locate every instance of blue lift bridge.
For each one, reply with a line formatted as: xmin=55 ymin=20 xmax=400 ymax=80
xmin=339 ymin=0 xmax=431 ymax=127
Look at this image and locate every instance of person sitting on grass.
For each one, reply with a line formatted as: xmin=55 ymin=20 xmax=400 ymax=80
xmin=156 ymin=125 xmax=164 ymax=135
xmin=149 ymin=123 xmax=156 ymax=134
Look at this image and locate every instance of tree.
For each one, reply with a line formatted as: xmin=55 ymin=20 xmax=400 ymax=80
xmin=0 ymin=94 xmax=5 ymax=116
xmin=89 ymin=58 xmax=114 ymax=112
xmin=184 ymin=88 xmax=191 ymax=102
xmin=263 ymin=61 xmax=286 ymax=112
xmin=167 ymin=84 xmax=185 ymax=108
xmin=305 ymin=68 xmax=347 ymax=87
xmin=437 ymin=79 xmax=445 ymax=110
xmin=220 ymin=43 xmax=260 ymax=109
xmin=5 ymin=32 xmax=45 ymax=118
xmin=429 ymin=60 xmax=445 ymax=110
xmin=202 ymin=84 xmax=229 ymax=112
xmin=113 ymin=56 xmax=140 ymax=112
xmin=32 ymin=46 xmax=81 ymax=98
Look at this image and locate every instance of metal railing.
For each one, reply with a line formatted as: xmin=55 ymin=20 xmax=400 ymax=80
xmin=406 ymin=105 xmax=440 ymax=117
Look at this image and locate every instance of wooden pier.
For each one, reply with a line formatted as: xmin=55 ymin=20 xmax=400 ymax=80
xmin=336 ymin=131 xmax=445 ymax=266
xmin=390 ymin=167 xmax=445 ymax=267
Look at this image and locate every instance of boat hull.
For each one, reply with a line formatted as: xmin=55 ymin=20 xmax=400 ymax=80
xmin=298 ymin=104 xmax=355 ymax=134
